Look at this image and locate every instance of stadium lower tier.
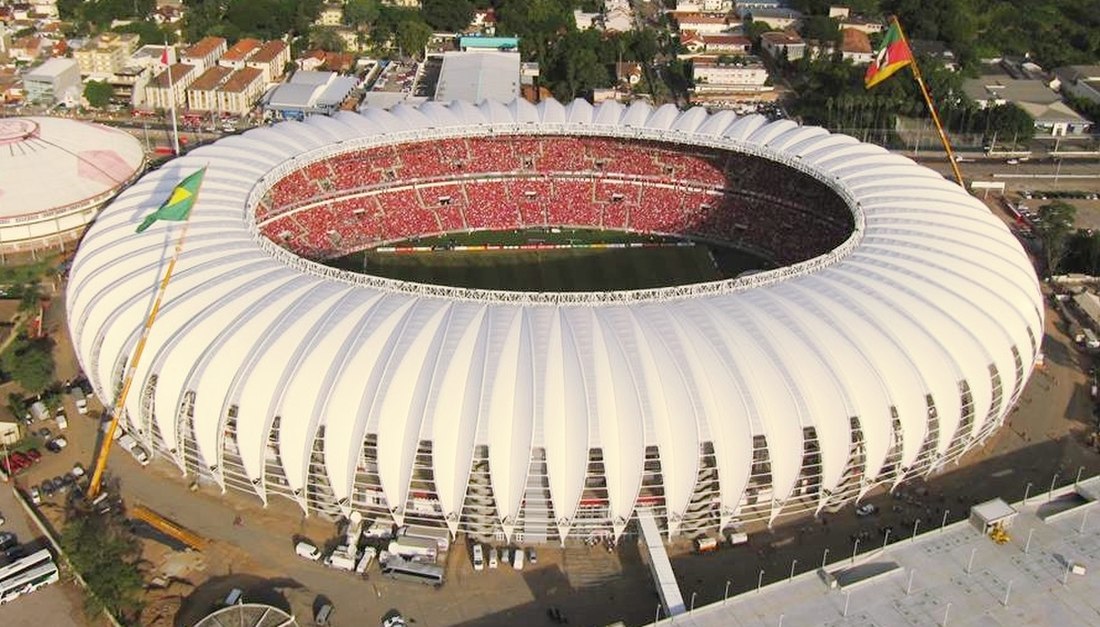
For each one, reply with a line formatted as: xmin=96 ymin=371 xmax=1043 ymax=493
xmin=259 ymin=175 xmax=851 ymax=268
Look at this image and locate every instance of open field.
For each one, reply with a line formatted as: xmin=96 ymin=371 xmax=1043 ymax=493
xmin=327 ymin=228 xmax=770 ymax=292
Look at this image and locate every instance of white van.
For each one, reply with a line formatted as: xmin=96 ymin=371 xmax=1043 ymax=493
xmin=472 ymin=544 xmax=484 ymax=571
xmin=55 ymin=411 xmax=68 ymax=430
xmin=512 ymin=546 xmax=524 ymax=570
xmin=295 ymin=540 xmax=322 ymax=560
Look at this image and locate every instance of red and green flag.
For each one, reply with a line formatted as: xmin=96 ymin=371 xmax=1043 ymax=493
xmin=135 ymin=167 xmax=206 ymax=233
xmin=865 ymin=20 xmax=914 ymax=89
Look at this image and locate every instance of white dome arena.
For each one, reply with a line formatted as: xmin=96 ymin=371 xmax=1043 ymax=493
xmin=0 ymin=116 xmax=145 ymax=254
xmin=66 ymin=99 xmax=1042 ymax=542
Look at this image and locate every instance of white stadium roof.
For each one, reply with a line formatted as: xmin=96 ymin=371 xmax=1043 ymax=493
xmin=65 ymin=99 xmax=1043 ymax=540
xmin=0 ymin=116 xmax=144 ymax=221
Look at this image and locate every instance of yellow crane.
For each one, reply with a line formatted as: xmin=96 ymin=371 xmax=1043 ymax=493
xmin=87 ymin=168 xmax=204 ymax=500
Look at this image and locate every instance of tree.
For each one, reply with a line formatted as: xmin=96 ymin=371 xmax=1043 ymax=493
xmin=113 ymin=21 xmax=175 ymax=46
xmin=309 ymin=26 xmax=346 ymax=52
xmin=1035 ymin=200 xmax=1077 ymax=275
xmin=343 ymin=0 xmax=380 ymax=26
xmin=422 ymin=0 xmax=474 ymax=33
xmin=800 ymin=15 xmax=841 ymax=45
xmin=83 ymin=80 xmax=113 ymax=109
xmin=0 ymin=335 xmax=55 ymax=394
xmin=61 ymin=515 xmax=145 ymax=621
xmin=396 ymin=20 xmax=432 ymax=58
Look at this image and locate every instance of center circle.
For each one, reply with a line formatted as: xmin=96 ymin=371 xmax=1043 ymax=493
xmin=254 ymin=134 xmax=855 ymax=293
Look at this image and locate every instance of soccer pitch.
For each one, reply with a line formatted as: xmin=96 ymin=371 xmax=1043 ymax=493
xmin=327 ymin=229 xmax=770 ymax=292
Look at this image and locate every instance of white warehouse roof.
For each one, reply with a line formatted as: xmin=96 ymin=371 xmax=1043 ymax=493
xmin=65 ymin=99 xmax=1043 ymax=541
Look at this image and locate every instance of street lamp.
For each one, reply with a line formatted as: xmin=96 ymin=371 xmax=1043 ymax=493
xmin=851 ymin=537 xmax=861 ymax=563
xmin=789 ymin=559 xmax=798 ymax=582
xmin=821 ymin=547 xmax=830 ymax=569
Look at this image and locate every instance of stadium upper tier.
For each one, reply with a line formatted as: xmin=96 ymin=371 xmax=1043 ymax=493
xmin=255 ymin=136 xmax=853 ymax=267
xmin=66 ymin=99 xmax=1043 ymax=543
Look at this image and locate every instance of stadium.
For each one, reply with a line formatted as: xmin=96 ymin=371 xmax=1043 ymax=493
xmin=0 ymin=116 xmax=145 ymax=255
xmin=66 ymin=98 xmax=1042 ymax=544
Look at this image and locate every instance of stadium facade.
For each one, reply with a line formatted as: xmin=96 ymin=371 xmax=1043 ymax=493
xmin=0 ymin=117 xmax=145 ymax=255
xmin=66 ymin=99 xmax=1043 ymax=543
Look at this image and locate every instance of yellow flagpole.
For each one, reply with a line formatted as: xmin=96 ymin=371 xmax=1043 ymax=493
xmin=892 ymin=17 xmax=966 ymax=187
xmin=87 ymin=203 xmax=196 ymax=500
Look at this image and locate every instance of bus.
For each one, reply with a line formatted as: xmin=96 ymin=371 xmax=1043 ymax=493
xmin=380 ymin=557 xmax=444 ymax=587
xmin=0 ymin=550 xmax=59 ymax=605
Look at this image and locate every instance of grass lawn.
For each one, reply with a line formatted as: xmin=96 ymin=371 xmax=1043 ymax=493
xmin=326 ymin=228 xmax=771 ymax=292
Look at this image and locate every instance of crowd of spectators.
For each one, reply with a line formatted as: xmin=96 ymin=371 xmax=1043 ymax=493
xmin=257 ymin=136 xmax=852 ymax=263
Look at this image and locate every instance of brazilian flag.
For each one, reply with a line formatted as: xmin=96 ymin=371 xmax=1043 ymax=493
xmin=135 ymin=167 xmax=206 ymax=233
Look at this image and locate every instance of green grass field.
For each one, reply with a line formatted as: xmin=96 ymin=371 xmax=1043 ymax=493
xmin=326 ymin=228 xmax=771 ymax=292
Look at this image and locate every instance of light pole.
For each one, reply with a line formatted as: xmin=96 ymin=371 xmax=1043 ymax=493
xmin=821 ymin=547 xmax=830 ymax=569
xmin=1049 ymin=472 xmax=1059 ymax=501
xmin=852 ymin=537 xmax=861 ymax=563
xmin=966 ymin=547 xmax=977 ymax=575
xmin=724 ymin=580 xmax=731 ymax=604
xmin=690 ymin=591 xmax=697 ymax=613
xmin=1080 ymin=508 xmax=1090 ymax=534
xmin=789 ymin=559 xmax=797 ymax=582
xmin=1025 ymin=528 xmax=1035 ymax=554
xmin=1076 ymin=466 xmax=1085 ymax=487
xmin=1002 ymin=579 xmax=1013 ymax=607
xmin=941 ymin=509 xmax=950 ymax=531
xmin=1023 ymin=481 xmax=1033 ymax=505
xmin=882 ymin=527 xmax=892 ymax=551
xmin=911 ymin=518 xmax=920 ymax=541
xmin=906 ymin=569 xmax=915 ymax=595
xmin=758 ymin=569 xmax=764 ymax=593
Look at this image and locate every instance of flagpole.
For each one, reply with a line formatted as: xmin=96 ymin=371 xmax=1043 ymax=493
xmin=165 ymin=40 xmax=181 ymax=155
xmin=87 ymin=194 xmax=199 ymax=500
xmin=892 ymin=17 xmax=965 ymax=187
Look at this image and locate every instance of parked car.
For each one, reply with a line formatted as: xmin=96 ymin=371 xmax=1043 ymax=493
xmin=0 ymin=531 xmax=16 ymax=551
xmin=527 ymin=547 xmax=537 ymax=565
xmin=29 ymin=486 xmax=41 ymax=505
xmin=55 ymin=410 xmax=68 ymax=430
xmin=382 ymin=610 xmax=407 ymax=627
xmin=488 ymin=547 xmax=498 ymax=569
xmin=72 ymin=463 xmax=85 ymax=478
xmin=52 ymin=436 xmax=67 ymax=449
xmin=37 ymin=427 xmax=50 ymax=439
xmin=0 ymin=512 xmax=4 ymax=526
xmin=472 ymin=543 xmax=484 ymax=571
xmin=26 ymin=449 xmax=41 ymax=463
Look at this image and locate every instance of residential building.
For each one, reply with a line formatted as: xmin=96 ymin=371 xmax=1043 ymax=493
xmin=108 ymin=65 xmax=152 ymax=107
xmin=839 ymin=28 xmax=872 ymax=65
xmin=316 ymin=3 xmax=343 ymax=26
xmin=74 ymin=32 xmax=139 ymax=76
xmin=673 ymin=13 xmax=733 ymax=35
xmin=962 ymin=75 xmax=1092 ymax=136
xmin=9 ymin=35 xmax=45 ymax=62
xmin=217 ymin=67 xmax=265 ymax=116
xmin=218 ymin=38 xmax=261 ymax=70
xmin=186 ymin=65 xmax=232 ymax=111
xmin=692 ymin=56 xmax=770 ymax=93
xmin=1052 ymin=65 xmax=1100 ymax=105
xmin=180 ymin=36 xmax=227 ymax=73
xmin=702 ymin=34 xmax=751 ymax=54
xmin=838 ymin=14 xmax=884 ymax=34
xmin=334 ymin=26 xmax=364 ymax=52
xmin=143 ymin=63 xmax=197 ymax=110
xmin=738 ymin=7 xmax=802 ymax=29
xmin=24 ymin=57 xmax=79 ymax=104
xmin=760 ymin=31 xmax=806 ymax=61
xmin=676 ymin=0 xmax=733 ymax=12
xmin=247 ymin=40 xmax=291 ymax=83
xmin=910 ymin=40 xmax=958 ymax=72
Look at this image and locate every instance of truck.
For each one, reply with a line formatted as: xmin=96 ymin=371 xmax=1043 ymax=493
xmin=324 ymin=544 xmax=358 ymax=571
xmin=387 ymin=536 xmax=438 ymax=561
xmin=400 ymin=524 xmax=450 ymax=552
xmin=30 ymin=401 xmax=48 ymax=422
xmin=724 ymin=523 xmax=749 ymax=546
xmin=117 ymin=433 xmax=150 ymax=466
xmin=70 ymin=387 xmax=88 ymax=415
xmin=694 ymin=537 xmax=719 ymax=554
